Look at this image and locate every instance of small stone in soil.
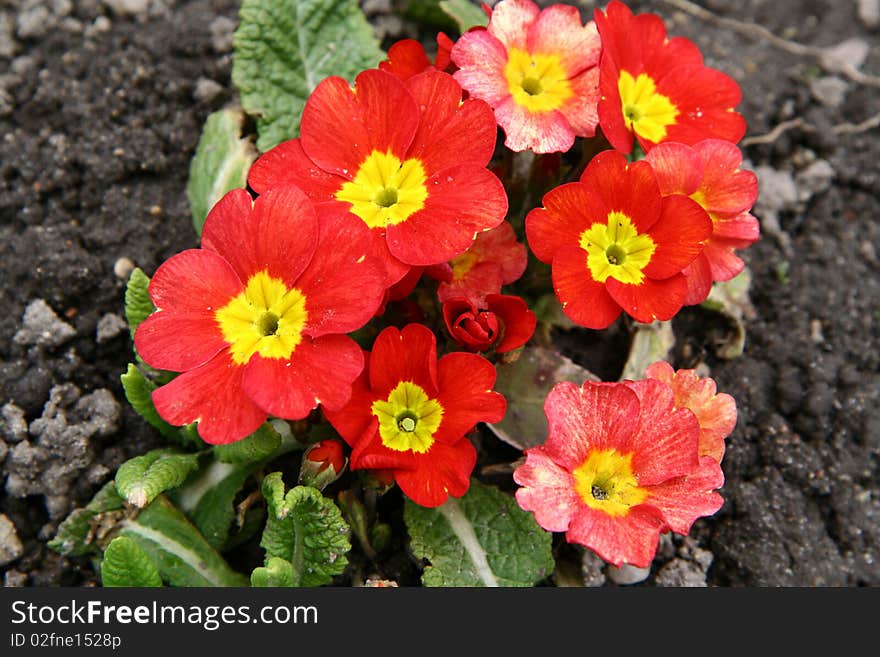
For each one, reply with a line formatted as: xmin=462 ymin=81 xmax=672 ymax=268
xmin=96 ymin=313 xmax=127 ymax=343
xmin=1 ymin=403 xmax=28 ymax=443
xmin=0 ymin=514 xmax=24 ymax=567
xmin=13 ymin=299 xmax=77 ymax=349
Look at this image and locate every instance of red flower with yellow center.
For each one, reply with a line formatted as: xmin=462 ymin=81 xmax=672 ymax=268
xmin=425 ymin=221 xmax=528 ymax=307
xmin=513 ymin=378 xmax=724 ymax=568
xmin=323 ymin=324 xmax=506 ymax=508
xmin=247 ymin=68 xmax=507 ymax=286
xmin=644 ymin=139 xmax=760 ymax=304
xmin=595 ymin=0 xmax=746 ymax=155
xmin=451 ymin=0 xmax=601 ymax=153
xmin=645 ymin=361 xmax=737 ymax=463
xmin=525 ymin=150 xmax=712 ymax=329
xmin=133 ymin=186 xmax=386 ymax=445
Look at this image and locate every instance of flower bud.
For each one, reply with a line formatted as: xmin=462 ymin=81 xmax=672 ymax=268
xmin=298 ymin=439 xmax=347 ymax=490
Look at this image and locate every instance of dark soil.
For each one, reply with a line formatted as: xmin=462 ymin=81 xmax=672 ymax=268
xmin=1 ymin=0 xmax=878 ymax=587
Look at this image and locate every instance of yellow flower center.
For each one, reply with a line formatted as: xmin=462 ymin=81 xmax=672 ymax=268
xmin=580 ymin=211 xmax=656 ymax=285
xmin=504 ymin=48 xmax=573 ymax=113
xmin=573 ymin=448 xmax=649 ymax=517
xmin=335 ymin=150 xmax=428 ymax=229
xmin=371 ymin=381 xmax=444 ymax=454
xmin=215 ymin=271 xmax=308 ymax=365
xmin=617 ymin=71 xmax=679 ymax=143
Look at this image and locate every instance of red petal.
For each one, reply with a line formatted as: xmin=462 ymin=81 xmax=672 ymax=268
xmin=135 ymin=249 xmax=242 ymax=372
xmin=433 ymin=352 xmax=506 ymax=443
xmin=542 ymin=380 xmax=640 ymax=471
xmin=322 ymin=362 xmax=374 ymax=447
xmin=566 ymin=503 xmax=665 ymax=568
xmin=242 ymin=352 xmax=321 ymax=420
xmin=693 ymin=139 xmax=757 ymax=214
xmin=644 ymin=456 xmax=724 ymax=534
xmin=406 ymin=70 xmax=497 ymax=171
xmin=485 ymin=293 xmax=537 ymax=353
xmin=513 ymin=447 xmax=581 ymax=532
xmin=300 ymin=70 xmax=419 ymax=178
xmin=642 ymin=194 xmax=712 ymax=280
xmin=644 ymin=141 xmax=703 ymax=197
xmin=712 ymin=211 xmax=760 ymax=242
xmin=704 ymin=240 xmax=746 ymax=281
xmin=294 ymin=335 xmax=365 ymax=412
xmin=385 ymin=164 xmax=507 ymax=266
xmin=526 ymin=182 xmax=607 ymax=264
xmin=351 ymin=418 xmax=418 ymax=472
xmin=580 ymin=153 xmax=662 ymax=234
xmin=396 ymin=439 xmax=477 ymax=508
xmin=605 ymin=275 xmax=688 ymax=323
xmin=380 ymin=39 xmax=431 ymax=80
xmin=297 ymin=208 xmax=386 ymax=337
xmin=552 ymin=246 xmax=622 ymax=329
xmin=368 ymin=324 xmax=439 ymax=397
xmin=451 ymin=29 xmax=511 ymax=106
xmin=597 ymin=56 xmax=633 ymax=153
xmin=152 ymin=350 xmax=266 ymax=445
xmin=247 ymin=139 xmax=342 ymax=199
xmin=202 ymin=186 xmax=319 ymax=287
xmin=682 ymin=253 xmax=714 ymax=306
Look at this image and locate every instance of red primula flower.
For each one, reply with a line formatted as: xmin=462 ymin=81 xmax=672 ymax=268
xmin=513 ymin=379 xmax=724 ymax=568
xmin=426 ymin=221 xmax=528 ymax=307
xmin=323 ymin=324 xmax=506 ymax=507
xmin=134 ymin=186 xmax=386 ymax=445
xmin=442 ymin=293 xmax=536 ymax=354
xmin=248 ymin=68 xmax=507 ymax=286
xmin=645 ymin=361 xmax=737 ymax=463
xmin=525 ymin=150 xmax=712 ymax=329
xmin=451 ymin=0 xmax=601 ymax=153
xmin=644 ymin=139 xmax=760 ymax=304
xmin=595 ymin=0 xmax=746 ymax=154
xmin=379 ymin=34 xmax=458 ymax=80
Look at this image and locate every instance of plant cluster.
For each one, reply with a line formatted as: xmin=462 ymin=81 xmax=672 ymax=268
xmin=51 ymin=0 xmax=757 ymax=587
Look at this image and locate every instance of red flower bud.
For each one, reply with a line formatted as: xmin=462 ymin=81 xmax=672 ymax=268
xmin=442 ymin=294 xmax=536 ymax=354
xmin=299 ymin=439 xmax=347 ymax=490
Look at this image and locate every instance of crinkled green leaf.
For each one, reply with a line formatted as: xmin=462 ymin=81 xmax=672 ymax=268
xmin=251 ymin=556 xmax=296 ymax=587
xmin=232 ymin=0 xmax=384 ymax=152
xmin=258 ymin=472 xmax=350 ymax=587
xmin=124 ymin=268 xmax=154 ymax=338
xmin=701 ymin=268 xmax=755 ymax=359
xmin=487 ymin=346 xmax=599 ymax=450
xmin=101 ymin=536 xmax=164 ymax=588
xmin=170 ymin=458 xmax=261 ymax=550
xmin=404 ymin=479 xmax=554 ymax=587
xmin=115 ymin=449 xmax=201 ymax=508
xmin=187 ymin=108 xmax=257 ymax=236
xmin=213 ymin=423 xmax=281 ymax=464
xmin=439 ymin=0 xmax=487 ymax=33
xmin=48 ymin=482 xmax=125 ymax=557
xmin=120 ymin=496 xmax=248 ymax=587
xmin=620 ymin=319 xmax=675 ymax=381
xmin=121 ymin=364 xmax=182 ymax=441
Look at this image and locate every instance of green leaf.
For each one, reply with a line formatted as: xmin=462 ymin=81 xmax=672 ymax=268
xmin=487 ymin=346 xmax=599 ymax=450
xmin=101 ymin=536 xmax=163 ymax=587
xmin=257 ymin=472 xmax=350 ymax=586
xmin=439 ymin=0 xmax=487 ymax=33
xmin=620 ymin=319 xmax=675 ymax=381
xmin=48 ymin=482 xmax=125 ymax=556
xmin=187 ymin=108 xmax=257 ymax=236
xmin=170 ymin=458 xmax=261 ymax=550
xmin=251 ymin=556 xmax=295 ymax=587
xmin=213 ymin=423 xmax=281 ymax=463
xmin=232 ymin=0 xmax=385 ymax=152
xmin=404 ymin=479 xmax=554 ymax=587
xmin=121 ymin=364 xmax=182 ymax=441
xmin=124 ymin=268 xmax=154 ymax=338
xmin=116 ymin=449 xmax=201 ymax=508
xmin=120 ymin=496 xmax=248 ymax=587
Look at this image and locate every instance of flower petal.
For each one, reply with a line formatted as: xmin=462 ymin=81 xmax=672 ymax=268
xmin=322 ymin=362 xmax=374 ymax=447
xmin=488 ymin=0 xmax=540 ymax=50
xmin=247 ymin=139 xmax=343 ymax=199
xmin=494 ymin=96 xmax=576 ymax=153
xmin=486 ymin=293 xmax=537 ymax=353
xmin=644 ymin=141 xmax=703 ymax=197
xmin=380 ymin=39 xmax=432 ymax=80
xmin=552 ymin=246 xmax=622 ymax=329
xmin=681 ymin=252 xmax=713 ymax=306
xmin=368 ymin=324 xmax=439 ymax=397
xmin=605 ymin=274 xmax=688 ymax=323
xmin=641 ymin=194 xmax=712 ymax=280
xmin=526 ymin=182 xmax=607 ymax=264
xmin=452 ymin=29 xmax=511 ymax=106
xmin=396 ymin=439 xmax=477 ymax=507
xmin=580 ymin=153 xmax=662 ymax=234
xmin=434 ymin=352 xmax=506 ymax=443
xmin=560 ymin=66 xmax=600 ymax=137
xmin=527 ymin=5 xmax=600 ymax=75
xmin=566 ymin=503 xmax=665 ymax=568
xmin=693 ymin=139 xmax=757 ymax=214
xmin=644 ymin=456 xmax=724 ymax=534
xmin=513 ymin=446 xmax=581 ymax=532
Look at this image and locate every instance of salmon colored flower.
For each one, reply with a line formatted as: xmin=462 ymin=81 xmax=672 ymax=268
xmin=134 ymin=187 xmax=386 ymax=445
xmin=442 ymin=293 xmax=536 ymax=354
xmin=248 ymin=68 xmax=507 ymax=285
xmin=323 ymin=324 xmax=506 ymax=507
xmin=525 ymin=150 xmax=712 ymax=329
xmin=426 ymin=221 xmax=528 ymax=306
xmin=645 ymin=361 xmax=737 ymax=463
xmin=513 ymin=379 xmax=724 ymax=568
xmin=644 ymin=139 xmax=760 ymax=304
xmin=451 ymin=0 xmax=601 ymax=153
xmin=595 ymin=0 xmax=746 ymax=154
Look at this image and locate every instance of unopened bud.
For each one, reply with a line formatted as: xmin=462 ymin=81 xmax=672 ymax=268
xmin=298 ymin=439 xmax=347 ymax=490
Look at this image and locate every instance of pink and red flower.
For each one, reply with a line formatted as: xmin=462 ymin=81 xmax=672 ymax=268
xmin=426 ymin=221 xmax=528 ymax=307
xmin=323 ymin=324 xmax=506 ymax=507
xmin=513 ymin=378 xmax=725 ymax=568
xmin=248 ymin=68 xmax=507 ymax=286
xmin=645 ymin=361 xmax=737 ymax=463
xmin=644 ymin=139 xmax=760 ymax=304
xmin=451 ymin=0 xmax=602 ymax=153
xmin=134 ymin=186 xmax=386 ymax=444
xmin=595 ymin=0 xmax=746 ymax=154
xmin=442 ymin=293 xmax=536 ymax=354
xmin=525 ymin=150 xmax=712 ymax=328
